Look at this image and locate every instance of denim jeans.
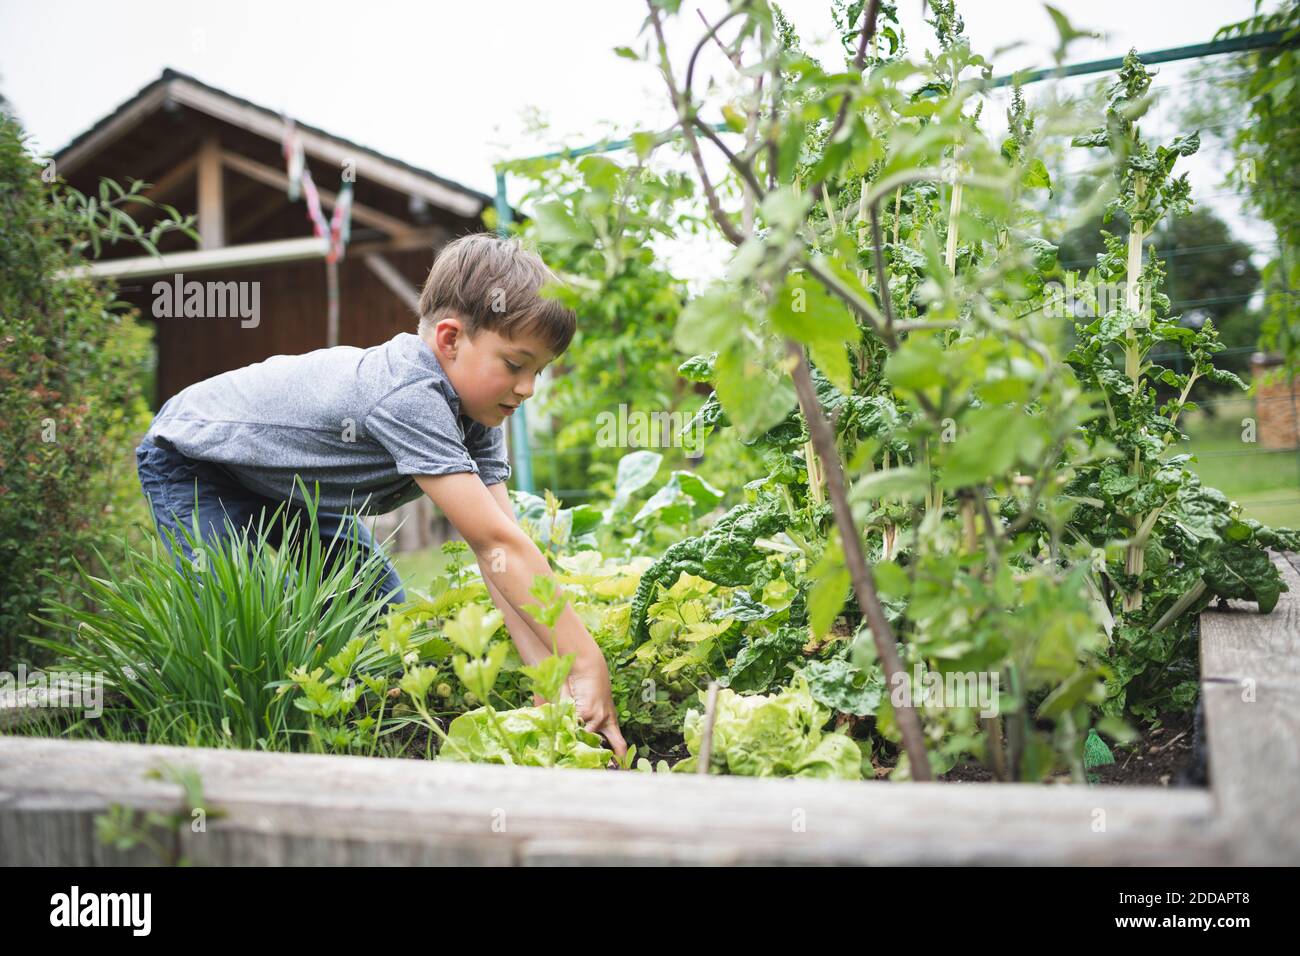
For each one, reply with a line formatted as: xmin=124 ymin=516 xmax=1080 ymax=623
xmin=134 ymin=436 xmax=407 ymax=610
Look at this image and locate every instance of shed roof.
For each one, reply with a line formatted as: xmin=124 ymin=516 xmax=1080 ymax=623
xmin=55 ymin=67 xmax=498 ymax=220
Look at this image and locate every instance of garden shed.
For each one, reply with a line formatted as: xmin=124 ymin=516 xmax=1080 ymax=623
xmin=54 ymin=67 xmax=507 ymax=548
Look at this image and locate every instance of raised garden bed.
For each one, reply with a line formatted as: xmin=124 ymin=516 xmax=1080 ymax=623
xmin=3 ymin=555 xmax=1294 ymax=866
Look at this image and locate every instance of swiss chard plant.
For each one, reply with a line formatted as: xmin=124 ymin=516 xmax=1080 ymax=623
xmin=1061 ymin=50 xmax=1300 ymax=716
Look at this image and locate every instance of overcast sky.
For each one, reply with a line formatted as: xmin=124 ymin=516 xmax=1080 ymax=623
xmin=0 ymin=0 xmax=1273 ymax=278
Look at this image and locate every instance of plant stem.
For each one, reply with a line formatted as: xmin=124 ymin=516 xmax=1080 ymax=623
xmin=784 ymin=339 xmax=932 ymax=780
xmin=1123 ymin=176 xmax=1148 ymax=612
xmin=944 ymin=172 xmax=963 ymax=273
xmin=981 ymin=714 xmax=1008 ymax=782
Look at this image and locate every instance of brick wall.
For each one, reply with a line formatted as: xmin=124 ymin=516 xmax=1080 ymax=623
xmin=1252 ymin=354 xmax=1300 ymax=450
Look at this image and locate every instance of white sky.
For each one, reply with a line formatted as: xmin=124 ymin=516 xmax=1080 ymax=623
xmin=0 ymin=0 xmax=1273 ymax=281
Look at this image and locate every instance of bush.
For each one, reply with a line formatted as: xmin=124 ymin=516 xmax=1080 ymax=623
xmin=0 ymin=112 xmax=184 ymax=665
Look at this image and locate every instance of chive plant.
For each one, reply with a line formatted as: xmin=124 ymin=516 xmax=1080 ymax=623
xmin=32 ymin=483 xmax=396 ymax=750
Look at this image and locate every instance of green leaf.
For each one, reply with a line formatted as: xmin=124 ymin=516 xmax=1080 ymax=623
xmin=808 ymin=538 xmax=851 ymax=638
xmin=521 ymin=652 xmax=575 ymax=703
xmin=715 ymin=340 xmax=798 ymax=440
xmin=610 ymin=450 xmax=663 ymax=511
xmin=451 ymin=642 xmax=510 ymax=701
xmin=678 ymin=674 xmax=862 ymax=779
xmin=632 ymin=470 xmax=724 ymax=526
xmin=439 ymin=700 xmax=609 ymax=768
xmin=939 ymin=406 xmax=1037 ymax=489
xmin=1022 ymin=158 xmax=1053 ymax=194
xmin=443 ymin=604 xmax=504 ymax=657
xmin=531 ymin=200 xmax=594 ymax=245
xmin=769 ymin=273 xmax=859 ymax=345
xmin=803 ymin=658 xmax=884 ymax=717
xmin=721 ymin=104 xmax=747 ymax=133
xmin=886 ymin=337 xmax=945 ymax=391
xmin=850 ymin=466 xmax=929 ymax=501
xmin=630 ymin=131 xmax=660 ymax=162
xmin=674 ymin=288 xmax=740 ymax=355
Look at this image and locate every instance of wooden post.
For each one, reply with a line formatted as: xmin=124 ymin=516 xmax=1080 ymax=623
xmin=326 ymin=258 xmax=340 ymax=347
xmin=197 ymin=135 xmax=225 ymax=249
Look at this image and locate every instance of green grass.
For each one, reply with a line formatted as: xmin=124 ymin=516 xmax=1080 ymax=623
xmin=1176 ymin=397 xmax=1300 ymax=530
xmin=391 ymin=548 xmax=453 ymax=596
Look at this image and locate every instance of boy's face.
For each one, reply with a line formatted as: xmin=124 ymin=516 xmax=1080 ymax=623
xmin=424 ymin=315 xmax=557 ymax=427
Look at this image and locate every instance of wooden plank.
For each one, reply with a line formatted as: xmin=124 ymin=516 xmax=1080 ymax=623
xmin=1201 ymin=552 xmax=1300 ymax=681
xmin=58 ymin=236 xmax=330 ymax=280
xmin=0 ymin=736 xmax=1229 ymax=866
xmin=348 ymin=225 xmax=449 ymax=257
xmin=1199 ymin=552 xmax=1300 ymax=863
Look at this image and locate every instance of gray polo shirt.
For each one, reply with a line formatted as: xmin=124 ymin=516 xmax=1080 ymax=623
xmin=145 ymin=332 xmax=511 ymax=514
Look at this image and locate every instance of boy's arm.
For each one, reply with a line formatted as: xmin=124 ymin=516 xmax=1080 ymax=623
xmin=415 ymin=472 xmax=626 ymax=758
xmin=477 ymin=483 xmax=573 ymax=705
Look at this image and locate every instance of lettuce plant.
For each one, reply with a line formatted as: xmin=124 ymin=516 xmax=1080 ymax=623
xmin=671 ymin=673 xmax=863 ymax=779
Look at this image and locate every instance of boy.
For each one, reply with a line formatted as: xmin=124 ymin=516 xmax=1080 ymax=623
xmin=135 ymin=232 xmax=626 ymax=757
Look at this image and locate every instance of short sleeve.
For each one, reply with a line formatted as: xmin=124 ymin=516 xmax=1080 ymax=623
xmin=464 ymin=420 xmax=512 ymax=486
xmin=364 ymin=383 xmax=479 ymax=478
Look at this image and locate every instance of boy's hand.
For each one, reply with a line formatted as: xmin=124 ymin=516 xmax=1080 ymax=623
xmin=566 ymin=658 xmax=626 ymax=760
xmin=533 ymin=662 xmax=626 ymax=760
xmin=417 ymin=473 xmax=628 ymax=763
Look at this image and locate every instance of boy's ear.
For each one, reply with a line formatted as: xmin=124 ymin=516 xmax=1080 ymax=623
xmin=432 ymin=315 xmax=464 ymax=358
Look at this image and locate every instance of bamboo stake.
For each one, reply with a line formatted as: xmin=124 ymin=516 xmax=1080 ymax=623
xmin=697 ymin=680 xmax=721 ymax=774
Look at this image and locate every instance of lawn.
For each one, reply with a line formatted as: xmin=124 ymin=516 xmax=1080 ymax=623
xmin=1178 ymin=396 xmax=1300 ymax=529
xmin=391 ymin=547 xmax=451 ymax=596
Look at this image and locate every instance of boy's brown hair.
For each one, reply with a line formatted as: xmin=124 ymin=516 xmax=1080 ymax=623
xmin=417 ymin=232 xmax=576 ymax=354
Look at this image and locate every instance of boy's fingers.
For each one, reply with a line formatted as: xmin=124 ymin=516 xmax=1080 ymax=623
xmin=588 ymin=719 xmax=628 ymax=760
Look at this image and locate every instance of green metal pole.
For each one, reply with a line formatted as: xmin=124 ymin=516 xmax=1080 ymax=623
xmin=495 ymin=166 xmax=534 ymax=494
xmin=986 ymin=30 xmax=1287 ymax=89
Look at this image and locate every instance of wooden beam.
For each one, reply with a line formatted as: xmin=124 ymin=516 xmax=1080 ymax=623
xmin=220 ymin=150 xmax=415 ymax=238
xmin=197 ymin=135 xmax=225 ymax=248
xmin=121 ymin=155 xmax=197 ymax=214
xmin=348 ymin=225 xmax=449 ymax=257
xmin=58 ymin=236 xmax=329 ymax=280
xmin=364 ymin=254 xmax=420 ymax=312
xmin=167 ymin=78 xmax=484 ymax=218
xmin=0 ymin=735 xmax=1231 ymax=865
xmin=223 ymin=175 xmax=293 ymax=244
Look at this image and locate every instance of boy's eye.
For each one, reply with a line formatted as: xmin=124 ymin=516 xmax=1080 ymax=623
xmin=504 ymin=360 xmax=522 ymax=373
